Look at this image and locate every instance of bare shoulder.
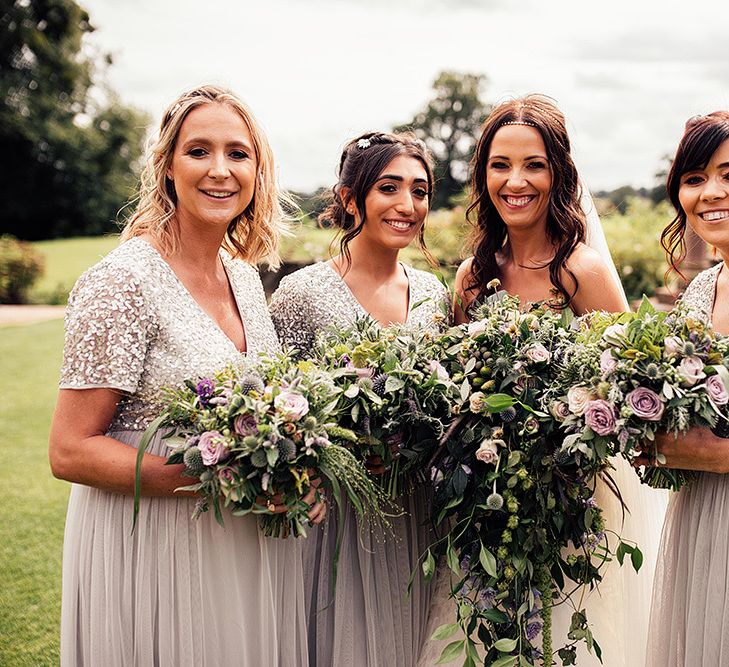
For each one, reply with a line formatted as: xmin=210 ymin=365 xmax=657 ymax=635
xmin=455 ymin=257 xmax=475 ymax=288
xmin=565 ymin=243 xmax=612 ymax=277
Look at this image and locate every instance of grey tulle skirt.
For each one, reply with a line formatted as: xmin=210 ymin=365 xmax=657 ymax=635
xmin=303 ymin=484 xmax=438 ymax=666
xmin=648 ymin=472 xmax=729 ymax=666
xmin=59 ymin=429 xmax=308 ymax=666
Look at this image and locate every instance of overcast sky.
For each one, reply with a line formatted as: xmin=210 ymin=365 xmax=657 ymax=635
xmin=83 ymin=0 xmax=729 ymax=193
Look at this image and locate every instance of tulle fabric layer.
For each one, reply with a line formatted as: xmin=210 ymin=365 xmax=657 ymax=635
xmin=59 ymin=429 xmax=308 ymax=667
xmin=648 ymin=472 xmax=729 ymax=667
xmin=303 ymin=484 xmax=437 ymax=667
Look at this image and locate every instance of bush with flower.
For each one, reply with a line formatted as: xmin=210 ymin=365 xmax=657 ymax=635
xmin=133 ymin=352 xmax=389 ymax=538
xmin=549 ymin=297 xmax=729 ymax=491
xmin=312 ymin=316 xmax=459 ymax=497
xmin=427 ymin=287 xmax=639 ymax=666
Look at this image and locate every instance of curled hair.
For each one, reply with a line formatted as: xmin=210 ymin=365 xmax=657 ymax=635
xmin=121 ymin=84 xmax=292 ymax=268
xmin=318 ymin=131 xmax=437 ymax=271
xmin=466 ymin=94 xmax=585 ymax=308
xmin=662 ymin=111 xmax=729 ymax=283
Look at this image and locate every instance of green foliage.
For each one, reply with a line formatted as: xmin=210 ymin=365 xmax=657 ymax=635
xmin=0 ymin=234 xmax=44 ymax=303
xmin=0 ymin=320 xmax=67 ymax=665
xmin=601 ymin=198 xmax=670 ymax=302
xmin=1 ymin=0 xmax=149 ymax=240
xmin=395 ymin=71 xmax=491 ymax=209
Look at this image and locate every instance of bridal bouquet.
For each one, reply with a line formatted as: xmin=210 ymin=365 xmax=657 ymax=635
xmin=313 ymin=317 xmax=458 ymax=498
xmin=549 ymin=297 xmax=729 ymax=491
xmin=428 ymin=287 xmax=639 ymax=666
xmin=133 ymin=353 xmax=389 ymax=538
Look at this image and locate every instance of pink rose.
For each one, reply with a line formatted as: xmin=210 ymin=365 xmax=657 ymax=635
xmin=584 ymin=399 xmax=617 ymax=436
xmin=678 ymin=356 xmax=706 ymax=387
xmin=198 ymin=430 xmax=230 ymax=465
xmin=475 ymin=439 xmax=500 ymax=464
xmin=626 ymin=387 xmax=664 ymax=421
xmin=234 ymin=414 xmax=259 ymax=437
xmin=274 ymin=390 xmax=310 ymax=420
xmin=550 ymin=400 xmax=570 ymax=422
xmin=705 ymin=375 xmax=729 ymax=405
xmin=600 ymin=349 xmax=617 ymax=375
xmin=525 ymin=343 xmax=550 ymax=364
xmin=567 ymin=386 xmax=596 ymax=416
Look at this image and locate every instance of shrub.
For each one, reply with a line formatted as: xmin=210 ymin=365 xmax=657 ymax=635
xmin=601 ymin=198 xmax=670 ymax=303
xmin=0 ymin=235 xmax=45 ymax=304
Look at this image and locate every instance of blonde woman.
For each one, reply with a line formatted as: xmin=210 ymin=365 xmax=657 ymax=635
xmin=49 ymin=85 xmax=321 ymax=666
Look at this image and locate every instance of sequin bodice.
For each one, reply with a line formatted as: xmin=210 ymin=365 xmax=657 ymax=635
xmin=679 ymin=261 xmax=723 ymax=323
xmin=269 ymin=261 xmax=450 ymax=356
xmin=59 ymin=238 xmax=280 ymax=430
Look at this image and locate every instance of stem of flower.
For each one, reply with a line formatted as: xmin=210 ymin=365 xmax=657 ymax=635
xmin=539 ymin=566 xmax=553 ymax=666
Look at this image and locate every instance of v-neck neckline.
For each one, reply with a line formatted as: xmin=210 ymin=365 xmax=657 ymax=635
xmin=322 ymin=260 xmax=413 ymax=327
xmin=137 ymin=238 xmax=248 ymax=355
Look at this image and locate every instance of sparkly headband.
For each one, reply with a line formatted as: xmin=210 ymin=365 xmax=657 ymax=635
xmin=500 ymin=120 xmax=537 ymax=128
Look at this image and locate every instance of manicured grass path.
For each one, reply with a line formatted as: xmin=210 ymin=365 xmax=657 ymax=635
xmin=0 ymin=320 xmax=68 ymax=666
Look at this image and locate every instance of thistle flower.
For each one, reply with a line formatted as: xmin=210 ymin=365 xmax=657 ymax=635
xmin=278 ymin=438 xmax=297 ymax=461
xmin=238 ymin=373 xmax=265 ymax=395
xmin=486 ymin=491 xmax=504 ymax=510
xmin=250 ymin=448 xmax=268 ymax=468
xmin=183 ymin=446 xmax=205 ymax=476
xmin=500 ymin=406 xmax=517 ymax=422
xmin=372 ymin=373 xmax=389 ymax=396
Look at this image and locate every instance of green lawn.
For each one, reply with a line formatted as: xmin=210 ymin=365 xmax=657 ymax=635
xmin=0 ymin=320 xmax=68 ymax=666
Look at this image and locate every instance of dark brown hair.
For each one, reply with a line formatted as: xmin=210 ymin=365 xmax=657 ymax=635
xmin=319 ymin=131 xmax=436 ymax=270
xmin=662 ymin=111 xmax=729 ymax=282
xmin=466 ymin=94 xmax=585 ymax=307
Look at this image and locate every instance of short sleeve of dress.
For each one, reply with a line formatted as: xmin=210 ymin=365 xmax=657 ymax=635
xmin=269 ymin=274 xmax=318 ymax=357
xmin=59 ymin=262 xmax=155 ymax=393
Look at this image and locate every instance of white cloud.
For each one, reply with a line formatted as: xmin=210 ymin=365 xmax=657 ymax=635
xmin=84 ymin=0 xmax=729 ymax=192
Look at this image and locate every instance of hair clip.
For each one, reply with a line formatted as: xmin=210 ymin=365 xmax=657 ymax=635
xmin=357 ymin=138 xmax=372 ymax=149
xmin=500 ymin=120 xmax=537 ymax=128
xmin=168 ymin=101 xmax=184 ymax=119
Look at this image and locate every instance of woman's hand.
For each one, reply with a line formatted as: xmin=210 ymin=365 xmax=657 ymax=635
xmin=634 ymin=426 xmax=729 ymax=474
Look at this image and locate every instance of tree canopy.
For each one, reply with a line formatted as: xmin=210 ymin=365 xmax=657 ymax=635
xmin=0 ymin=0 xmax=149 ymax=240
xmin=395 ymin=71 xmax=491 ymax=210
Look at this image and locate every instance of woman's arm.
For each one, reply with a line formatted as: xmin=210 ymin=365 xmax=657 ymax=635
xmin=566 ymin=245 xmax=629 ymax=315
xmin=634 ymin=427 xmax=729 ymax=474
xmin=453 ymin=257 xmax=476 ymax=324
xmin=49 ymin=388 xmax=193 ymax=496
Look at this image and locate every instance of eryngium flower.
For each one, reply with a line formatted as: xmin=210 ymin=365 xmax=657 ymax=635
xmin=372 ymin=373 xmax=389 ymax=396
xmin=499 ymin=406 xmax=517 ymax=422
xmin=278 ymin=438 xmax=297 ymax=461
xmin=238 ymin=373 xmax=265 ymax=395
xmin=183 ymin=446 xmax=205 ymax=475
xmin=486 ymin=491 xmax=504 ymax=510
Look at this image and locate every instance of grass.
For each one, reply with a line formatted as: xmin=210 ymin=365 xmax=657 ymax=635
xmin=0 ymin=320 xmax=68 ymax=666
xmin=30 ymin=235 xmax=120 ymax=304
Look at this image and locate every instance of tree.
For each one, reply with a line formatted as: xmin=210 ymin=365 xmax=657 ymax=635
xmin=0 ymin=0 xmax=149 ymax=240
xmin=395 ymin=71 xmax=491 ymax=209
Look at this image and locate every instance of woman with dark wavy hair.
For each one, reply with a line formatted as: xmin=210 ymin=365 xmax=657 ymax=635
xmin=445 ymin=95 xmax=667 ymax=667
xmin=270 ymin=131 xmax=449 ymax=666
xmin=644 ymin=111 xmax=729 ymax=667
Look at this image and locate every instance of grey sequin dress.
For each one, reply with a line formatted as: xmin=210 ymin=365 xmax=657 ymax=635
xmin=269 ymin=261 xmax=449 ymax=667
xmin=58 ymin=238 xmax=307 ymax=667
xmin=647 ymin=261 xmax=729 ymax=667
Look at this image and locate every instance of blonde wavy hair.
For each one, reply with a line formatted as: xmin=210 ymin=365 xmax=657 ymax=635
xmin=121 ymin=85 xmax=290 ymax=268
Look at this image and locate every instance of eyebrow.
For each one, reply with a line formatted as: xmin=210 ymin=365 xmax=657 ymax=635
xmin=489 ymin=154 xmax=547 ymax=161
xmin=181 ymin=137 xmax=253 ymax=151
xmin=376 ymin=174 xmax=429 ymax=184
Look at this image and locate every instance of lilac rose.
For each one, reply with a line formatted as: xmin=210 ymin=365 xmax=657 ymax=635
xmin=274 ymin=390 xmax=309 ymax=420
xmin=584 ymin=399 xmax=617 ymax=436
xmin=234 ymin=413 xmax=259 ymax=437
xmin=198 ymin=430 xmax=230 ymax=465
xmin=550 ymin=400 xmax=570 ymax=422
xmin=678 ymin=355 xmax=706 ymax=386
xmin=626 ymin=387 xmax=664 ymax=421
xmin=705 ymin=374 xmax=729 ymax=405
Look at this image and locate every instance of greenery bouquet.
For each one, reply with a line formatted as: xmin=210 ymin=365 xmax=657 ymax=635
xmin=313 ymin=316 xmax=459 ymax=498
xmin=427 ymin=286 xmax=640 ymax=667
xmin=549 ymin=298 xmax=729 ymax=491
xmin=133 ymin=352 xmax=389 ymax=538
